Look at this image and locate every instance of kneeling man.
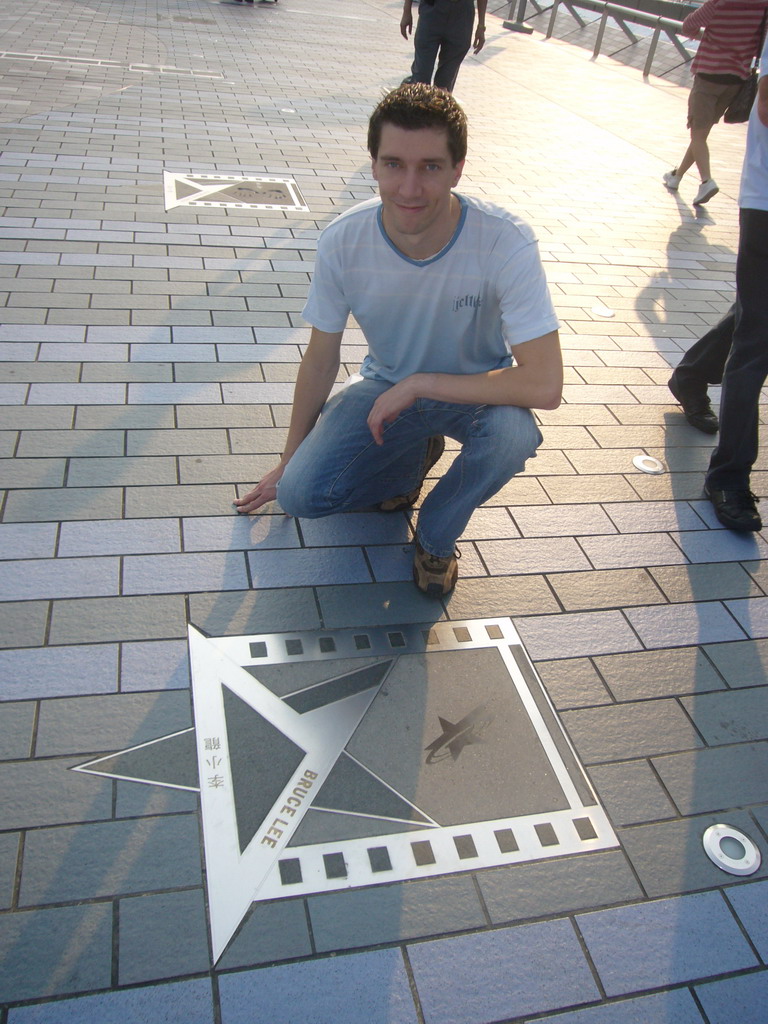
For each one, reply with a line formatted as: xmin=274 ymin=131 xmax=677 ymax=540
xmin=235 ymin=83 xmax=562 ymax=597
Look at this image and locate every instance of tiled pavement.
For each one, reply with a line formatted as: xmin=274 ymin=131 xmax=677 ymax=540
xmin=1 ymin=0 xmax=767 ymax=1021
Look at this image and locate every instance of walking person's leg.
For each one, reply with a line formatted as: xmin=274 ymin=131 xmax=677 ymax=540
xmin=406 ymin=3 xmax=442 ymax=84
xmin=668 ymin=303 xmax=734 ymax=433
xmin=432 ymin=2 xmax=474 ymax=92
xmin=705 ymin=208 xmax=768 ymax=529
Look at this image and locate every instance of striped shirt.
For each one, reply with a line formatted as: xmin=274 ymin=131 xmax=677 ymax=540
xmin=683 ymin=0 xmax=768 ymax=79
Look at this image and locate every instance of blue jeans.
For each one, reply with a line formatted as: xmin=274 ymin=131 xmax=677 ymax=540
xmin=407 ymin=0 xmax=475 ymax=93
xmin=277 ymin=378 xmax=542 ymax=557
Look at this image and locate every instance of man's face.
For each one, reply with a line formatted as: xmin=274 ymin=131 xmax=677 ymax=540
xmin=371 ymin=124 xmax=464 ymax=246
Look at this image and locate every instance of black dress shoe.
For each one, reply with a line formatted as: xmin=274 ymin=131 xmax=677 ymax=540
xmin=668 ymin=373 xmax=719 ymax=434
xmin=704 ymin=484 xmax=762 ymax=532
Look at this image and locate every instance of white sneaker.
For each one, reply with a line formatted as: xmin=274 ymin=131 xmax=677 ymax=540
xmin=663 ymin=169 xmax=680 ymax=191
xmin=693 ymin=178 xmax=719 ymax=205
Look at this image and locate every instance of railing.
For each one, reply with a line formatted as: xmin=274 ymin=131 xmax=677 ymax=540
xmin=501 ymin=0 xmax=699 ymax=77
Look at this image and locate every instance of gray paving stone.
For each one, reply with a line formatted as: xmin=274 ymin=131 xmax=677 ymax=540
xmin=123 ymin=550 xmax=250 ymax=595
xmin=0 ymin=903 xmax=112 ymax=1003
xmin=217 ymin=899 xmax=313 ymax=969
xmin=561 ymin=700 xmax=704 ymax=765
xmin=76 ymin=405 xmax=176 ymax=429
xmin=0 ymin=522 xmax=57 ymax=560
xmin=547 ymin=567 xmax=665 ymax=611
xmin=530 ymin=989 xmax=706 ymax=1024
xmin=0 ymin=702 xmax=36 ymax=760
xmin=680 ymin=688 xmax=768 ymax=744
xmin=0 ymin=833 xmax=19 ymax=910
xmin=19 ymin=814 xmax=202 ymax=904
xmin=594 ymin=647 xmax=726 ymax=700
xmin=478 ymin=537 xmax=591 ymax=575
xmin=179 ymin=453 xmax=275 ymax=485
xmin=35 ymin=690 xmax=191 ymax=757
xmin=588 ymin=759 xmax=678 ymax=826
xmin=49 ymin=595 xmax=187 ymax=644
xmin=176 ymin=404 xmax=273 ymax=429
xmin=576 ymin=891 xmax=759 ymax=997
xmin=27 ymin=382 xmax=125 ymax=405
xmin=625 ymin=601 xmax=749 ymax=648
xmin=125 ymin=484 xmax=234 ymax=518
xmin=188 ymin=587 xmax=321 ymax=636
xmin=725 ymin=596 xmax=768 ymax=639
xmin=247 ymin=547 xmax=372 ymax=589
xmin=218 ymin=948 xmax=418 ymax=1024
xmin=0 ymin=600 xmax=49 ymax=650
xmin=59 ymin=517 xmax=180 ymax=557
xmin=3 ymin=486 xmax=123 ymax=522
xmin=0 ymin=755 xmax=113 ymax=830
xmin=0 ymin=643 xmax=118 ymax=700
xmin=6 ymin=977 xmax=215 ymax=1024
xmin=83 ymin=362 xmax=173 ymax=383
xmin=127 ymin=428 xmax=229 ymax=456
xmin=121 ymin=639 xmax=190 ymax=692
xmin=118 ymin=888 xmax=209 ymax=984
xmin=309 ymin=875 xmax=486 ymax=952
xmin=67 ymin=455 xmax=177 ymax=487
xmin=535 ymin=658 xmax=614 ymax=709
xmin=0 ymin=406 xmax=73 ymax=430
xmin=318 ymin=581 xmax=446 ymax=628
xmin=1 ymin=555 xmax=119 ymax=601
xmin=16 ymin=428 xmax=124 ymax=457
xmin=515 ymin=610 xmax=643 ymax=661
xmin=478 ymin=849 xmax=641 ymax=924
xmin=652 ymin=742 xmax=768 ymax=815
xmin=445 ymin=574 xmax=560 ymax=619
xmin=703 ymin=638 xmax=768 ymax=688
xmin=695 ymin=972 xmax=768 ymax=1024
xmin=183 ymin=512 xmax=300 ymax=552
xmin=408 ymin=919 xmax=599 ymax=1024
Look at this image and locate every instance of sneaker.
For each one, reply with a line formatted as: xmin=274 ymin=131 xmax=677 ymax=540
xmin=663 ymin=169 xmax=681 ymax=191
xmin=693 ymin=178 xmax=719 ymax=205
xmin=704 ymin=484 xmax=762 ymax=532
xmin=377 ymin=435 xmax=445 ymax=512
xmin=668 ymin=372 xmax=719 ymax=434
xmin=412 ymin=539 xmax=459 ymax=597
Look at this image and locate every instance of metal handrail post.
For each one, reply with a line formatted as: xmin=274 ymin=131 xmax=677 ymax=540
xmin=503 ymin=0 xmax=535 ymax=33
xmin=644 ymin=23 xmax=661 ymax=75
xmin=592 ymin=8 xmax=611 ymax=58
xmin=545 ymin=0 xmax=561 ymax=38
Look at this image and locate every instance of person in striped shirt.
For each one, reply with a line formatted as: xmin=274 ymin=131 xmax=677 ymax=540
xmin=663 ymin=0 xmax=767 ymax=205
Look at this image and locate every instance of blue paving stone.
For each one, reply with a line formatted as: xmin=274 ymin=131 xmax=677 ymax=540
xmin=59 ymin=517 xmax=181 ymax=556
xmin=118 ymin=888 xmax=210 ymax=984
xmin=122 ymin=551 xmax=250 ymax=595
xmin=0 ymin=756 xmax=113 ymax=829
xmin=408 ymin=919 xmax=598 ymax=1024
xmin=121 ymin=639 xmax=190 ymax=691
xmin=0 ymin=522 xmax=57 ymax=560
xmin=0 ymin=903 xmax=112 ymax=1002
xmin=0 ymin=833 xmax=19 ymax=910
xmin=0 ymin=702 xmax=36 ymax=759
xmin=182 ymin=512 xmax=300 ymax=551
xmin=7 ymin=977 xmax=215 ymax=1024
xmin=217 ymin=898 xmax=313 ymax=969
xmin=680 ymin=689 xmax=768 ymax=744
xmin=0 ymin=555 xmax=119 ymax=601
xmin=726 ymin=880 xmax=768 ymax=962
xmin=515 ymin=610 xmax=643 ymax=660
xmin=35 ymin=689 xmax=192 ymax=755
xmin=300 ymin=511 xmax=411 ymax=547
xmin=587 ymin=760 xmax=677 ymax=826
xmin=625 ymin=602 xmax=748 ymax=648
xmin=218 ymin=947 xmax=418 ymax=1024
xmin=695 ymin=971 xmax=768 ymax=1024
xmin=309 ymin=875 xmax=486 ymax=951
xmin=0 ymin=644 xmax=118 ymax=701
xmin=652 ymin=742 xmax=768 ymax=814
xmin=247 ymin=547 xmax=372 ymax=588
xmin=674 ymin=529 xmax=768 ymax=564
xmin=19 ymin=814 xmax=202 ymax=904
xmin=577 ymin=891 xmax=758 ymax=997
xmin=725 ymin=597 xmax=768 ymax=638
xmin=531 ymin=989 xmax=705 ymax=1023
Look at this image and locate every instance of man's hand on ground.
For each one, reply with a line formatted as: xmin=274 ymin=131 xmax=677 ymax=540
xmin=233 ymin=464 xmax=286 ymax=514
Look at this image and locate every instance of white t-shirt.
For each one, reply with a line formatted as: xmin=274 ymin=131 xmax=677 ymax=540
xmin=301 ymin=194 xmax=560 ymax=384
xmin=739 ymin=33 xmax=768 ymax=212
